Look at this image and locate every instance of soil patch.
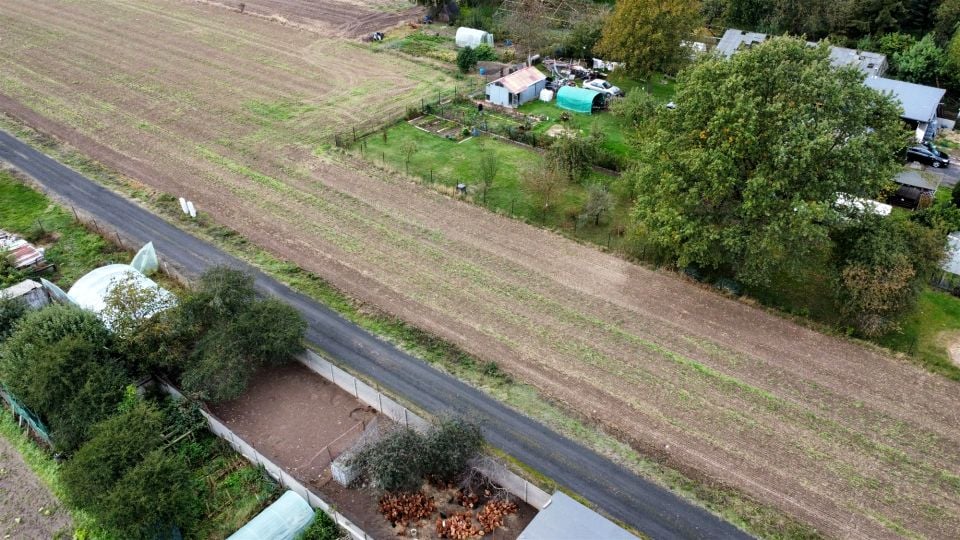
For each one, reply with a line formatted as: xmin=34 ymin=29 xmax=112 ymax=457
xmin=0 ymin=436 xmax=72 ymax=539
xmin=211 ymin=362 xmax=373 ymax=481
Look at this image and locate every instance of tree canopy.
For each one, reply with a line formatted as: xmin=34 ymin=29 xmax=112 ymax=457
xmin=629 ymin=37 xmax=907 ymax=286
xmin=596 ymin=0 xmax=702 ymax=76
xmin=0 ymin=304 xmax=128 ymax=452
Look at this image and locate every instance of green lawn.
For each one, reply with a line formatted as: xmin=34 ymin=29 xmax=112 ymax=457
xmin=354 ymin=122 xmax=630 ymax=245
xmin=0 ymin=171 xmax=123 ymax=288
xmin=878 ymin=288 xmax=960 ymax=381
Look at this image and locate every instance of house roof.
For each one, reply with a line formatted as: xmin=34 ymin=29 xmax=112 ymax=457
xmin=518 ymin=492 xmax=638 ymax=540
xmin=863 ymin=77 xmax=945 ymax=123
xmin=715 ymin=29 xmax=887 ymax=77
xmin=895 ymin=169 xmax=941 ymax=191
xmin=488 ymin=66 xmax=546 ymax=93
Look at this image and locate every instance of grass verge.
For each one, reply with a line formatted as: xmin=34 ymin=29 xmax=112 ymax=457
xmin=0 ymin=114 xmax=819 ymax=538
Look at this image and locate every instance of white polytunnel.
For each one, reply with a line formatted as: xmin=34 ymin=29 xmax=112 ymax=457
xmin=67 ymin=263 xmax=175 ymax=322
xmin=227 ymin=491 xmax=314 ymax=540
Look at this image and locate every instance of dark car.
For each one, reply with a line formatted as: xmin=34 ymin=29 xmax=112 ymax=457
xmin=906 ymin=143 xmax=950 ymax=168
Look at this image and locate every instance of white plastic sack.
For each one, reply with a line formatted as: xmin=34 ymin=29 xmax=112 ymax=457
xmin=130 ymin=242 xmax=159 ymax=275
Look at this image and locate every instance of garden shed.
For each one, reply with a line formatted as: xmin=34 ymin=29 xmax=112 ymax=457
xmin=485 ymin=66 xmax=547 ymax=108
xmin=518 ymin=492 xmax=637 ymax=540
xmin=556 ymin=86 xmax=602 ymax=114
xmin=455 ymin=27 xmax=493 ymax=49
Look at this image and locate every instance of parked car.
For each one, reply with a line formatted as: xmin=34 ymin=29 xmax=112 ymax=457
xmin=906 ymin=142 xmax=950 ymax=168
xmin=582 ymin=79 xmax=623 ymax=97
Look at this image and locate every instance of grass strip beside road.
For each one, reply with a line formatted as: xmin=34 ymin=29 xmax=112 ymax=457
xmin=0 ymin=116 xmax=819 ymax=539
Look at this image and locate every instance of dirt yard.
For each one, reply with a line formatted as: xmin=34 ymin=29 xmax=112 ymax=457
xmin=211 ymin=362 xmax=375 ymax=481
xmin=213 ymin=0 xmax=424 ymax=37
xmin=2 ymin=1 xmax=960 ymax=537
xmin=0 ymin=436 xmax=71 ymax=539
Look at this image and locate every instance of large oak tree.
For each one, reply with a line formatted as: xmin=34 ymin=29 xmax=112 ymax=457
xmin=629 ymin=37 xmax=908 ymax=286
xmin=596 ymin=0 xmax=702 ymax=76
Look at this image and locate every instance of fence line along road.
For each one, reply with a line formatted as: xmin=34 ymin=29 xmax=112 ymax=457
xmin=0 ymin=128 xmax=751 ymax=539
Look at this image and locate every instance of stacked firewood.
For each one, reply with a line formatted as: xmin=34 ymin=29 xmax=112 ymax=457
xmin=477 ymin=500 xmax=519 ymax=531
xmin=455 ymin=490 xmax=480 ymax=509
xmin=378 ymin=492 xmax=436 ymax=527
xmin=435 ymin=511 xmax=483 ymax=539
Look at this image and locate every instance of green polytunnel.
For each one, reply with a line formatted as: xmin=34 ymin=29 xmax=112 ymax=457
xmin=555 ymin=86 xmax=603 ymax=114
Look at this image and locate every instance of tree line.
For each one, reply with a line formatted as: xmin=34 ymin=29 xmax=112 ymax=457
xmin=0 ymin=266 xmax=309 ymax=538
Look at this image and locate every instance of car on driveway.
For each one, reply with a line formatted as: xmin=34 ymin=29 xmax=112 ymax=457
xmin=583 ymin=78 xmax=624 ymax=97
xmin=906 ymin=143 xmax=950 ymax=168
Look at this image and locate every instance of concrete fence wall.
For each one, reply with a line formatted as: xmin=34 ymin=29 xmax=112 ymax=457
xmin=298 ymin=351 xmax=553 ymax=510
xmin=160 ymin=382 xmax=373 ymax=540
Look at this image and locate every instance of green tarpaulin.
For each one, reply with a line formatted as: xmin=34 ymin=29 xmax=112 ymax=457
xmin=556 ymin=86 xmax=602 ymax=114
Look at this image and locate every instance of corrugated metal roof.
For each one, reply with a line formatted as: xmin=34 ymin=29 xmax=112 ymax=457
xmin=518 ymin=492 xmax=638 ymax=540
xmin=716 ymin=29 xmax=888 ymax=77
xmin=864 ymin=77 xmax=945 ymax=123
xmin=895 ymin=169 xmax=941 ymax=191
xmin=490 ymin=66 xmax=546 ymax=94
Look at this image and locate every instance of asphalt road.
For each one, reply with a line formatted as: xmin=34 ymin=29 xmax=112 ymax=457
xmin=0 ymin=129 xmax=750 ymax=539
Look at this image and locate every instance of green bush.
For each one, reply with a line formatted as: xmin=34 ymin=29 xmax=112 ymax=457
xmin=297 ymin=510 xmax=341 ymax=540
xmin=62 ymin=402 xmax=165 ymax=510
xmin=0 ymin=305 xmax=128 ymax=452
xmin=474 ymin=43 xmax=497 ymax=61
xmin=0 ymin=297 xmax=26 ymax=341
xmin=349 ymin=427 xmax=426 ymax=492
xmin=423 ymin=417 xmax=483 ymax=483
xmin=99 ymin=449 xmax=198 ymax=540
xmin=457 ymin=47 xmax=478 ymax=73
xmin=63 ymin=402 xmax=198 ymax=539
xmin=167 ymin=267 xmax=306 ymax=402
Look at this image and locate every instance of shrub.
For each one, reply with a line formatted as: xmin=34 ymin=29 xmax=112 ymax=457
xmin=423 ymin=418 xmax=483 ymax=483
xmin=62 ymin=402 xmax=165 ymax=510
xmin=349 ymin=427 xmax=427 ymax=492
xmin=456 ymin=47 xmax=478 ymax=74
xmin=474 ymin=43 xmax=497 ymax=61
xmin=297 ymin=510 xmax=341 ymax=540
xmin=0 ymin=305 xmax=128 ymax=451
xmin=171 ymin=267 xmax=306 ymax=402
xmin=0 ymin=297 xmax=26 ymax=341
xmin=99 ymin=449 xmax=198 ymax=539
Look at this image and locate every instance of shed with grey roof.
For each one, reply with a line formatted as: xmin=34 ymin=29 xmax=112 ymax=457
xmin=863 ymin=77 xmax=946 ymax=140
xmin=517 ymin=492 xmax=638 ymax=540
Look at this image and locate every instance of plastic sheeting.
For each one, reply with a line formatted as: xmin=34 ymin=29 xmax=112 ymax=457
xmin=227 ymin=491 xmax=314 ymax=540
xmin=130 ymin=242 xmax=159 ymax=275
xmin=67 ymin=264 xmax=174 ymax=322
xmin=40 ymin=278 xmax=72 ymax=305
xmin=556 ymin=86 xmax=602 ymax=114
xmin=455 ymin=27 xmax=493 ymax=48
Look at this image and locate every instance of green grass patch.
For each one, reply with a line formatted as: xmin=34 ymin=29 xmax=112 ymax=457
xmin=352 ymin=122 xmax=631 ymax=247
xmin=0 ymin=170 xmax=123 ymax=288
xmin=396 ymin=32 xmax=456 ymax=63
xmin=877 ymin=288 xmax=960 ymax=381
xmin=243 ymin=100 xmax=315 ymax=122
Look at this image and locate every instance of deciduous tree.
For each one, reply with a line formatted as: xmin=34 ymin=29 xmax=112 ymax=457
xmin=628 ymin=37 xmax=906 ymax=286
xmin=477 ymin=149 xmax=499 ymax=204
xmin=596 ymin=0 xmax=702 ymax=76
xmin=581 ymin=184 xmax=615 ymax=226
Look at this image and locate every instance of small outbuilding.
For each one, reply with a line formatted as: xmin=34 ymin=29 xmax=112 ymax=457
xmin=485 ymin=66 xmax=547 ymax=108
xmin=555 ymin=86 xmax=603 ymax=114
xmin=888 ymin=169 xmax=940 ymax=209
xmin=518 ymin=492 xmax=638 ymax=540
xmin=864 ymin=77 xmax=947 ymax=141
xmin=455 ymin=27 xmax=493 ymax=49
xmin=0 ymin=279 xmax=49 ymax=309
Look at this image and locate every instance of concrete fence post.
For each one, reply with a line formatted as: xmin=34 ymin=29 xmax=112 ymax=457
xmin=378 ymin=392 xmax=383 ymax=413
xmin=524 ymin=481 xmax=528 ymax=503
xmin=353 ymin=379 xmax=358 ymax=398
xmin=404 ymin=408 xmax=409 ymax=427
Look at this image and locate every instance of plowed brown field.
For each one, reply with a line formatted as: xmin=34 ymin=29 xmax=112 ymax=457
xmin=2 ymin=1 xmax=959 ymax=538
xmin=208 ymin=0 xmax=424 ymax=37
